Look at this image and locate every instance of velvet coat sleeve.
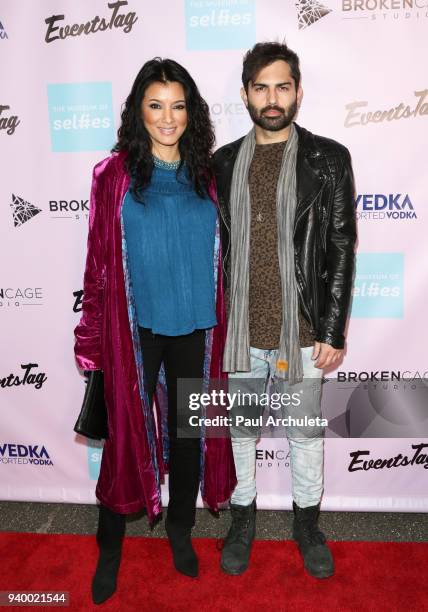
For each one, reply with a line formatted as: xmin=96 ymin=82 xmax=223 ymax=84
xmin=74 ymin=162 xmax=107 ymax=371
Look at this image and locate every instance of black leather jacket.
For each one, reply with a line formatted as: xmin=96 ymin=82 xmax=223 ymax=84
xmin=212 ymin=123 xmax=357 ymax=349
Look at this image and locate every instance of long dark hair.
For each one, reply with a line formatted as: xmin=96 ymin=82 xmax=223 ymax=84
xmin=113 ymin=58 xmax=215 ymax=200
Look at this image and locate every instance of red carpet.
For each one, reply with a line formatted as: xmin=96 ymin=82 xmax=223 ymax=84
xmin=0 ymin=533 xmax=426 ymax=611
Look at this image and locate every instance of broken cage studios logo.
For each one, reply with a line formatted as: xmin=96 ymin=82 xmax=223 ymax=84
xmin=295 ymin=0 xmax=332 ymax=29
xmin=296 ymin=0 xmax=428 ymax=27
xmin=323 ymin=370 xmax=428 ymax=438
xmin=50 ymin=199 xmax=89 ymax=221
xmin=0 ymin=287 xmax=44 ymax=308
xmin=256 ymin=448 xmax=290 ymax=468
xmin=10 ymin=194 xmax=41 ymax=228
xmin=341 ymin=0 xmax=428 ymax=21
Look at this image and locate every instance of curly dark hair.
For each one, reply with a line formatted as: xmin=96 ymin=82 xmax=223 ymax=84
xmin=113 ymin=57 xmax=215 ymax=200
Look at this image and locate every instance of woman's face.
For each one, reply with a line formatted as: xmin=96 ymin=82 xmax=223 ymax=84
xmin=141 ymin=81 xmax=188 ymax=156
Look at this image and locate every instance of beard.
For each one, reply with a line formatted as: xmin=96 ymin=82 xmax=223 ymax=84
xmin=247 ymin=99 xmax=298 ymax=132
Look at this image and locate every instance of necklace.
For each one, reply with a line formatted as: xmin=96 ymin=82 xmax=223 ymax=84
xmin=152 ymin=155 xmax=181 ymax=170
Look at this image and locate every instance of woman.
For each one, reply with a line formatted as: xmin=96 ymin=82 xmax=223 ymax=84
xmin=74 ymin=58 xmax=236 ymax=605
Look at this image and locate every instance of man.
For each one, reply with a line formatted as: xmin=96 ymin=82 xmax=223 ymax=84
xmin=213 ymin=42 xmax=356 ymax=579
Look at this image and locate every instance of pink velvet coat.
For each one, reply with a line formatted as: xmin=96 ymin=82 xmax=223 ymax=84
xmin=74 ymin=151 xmax=236 ymax=520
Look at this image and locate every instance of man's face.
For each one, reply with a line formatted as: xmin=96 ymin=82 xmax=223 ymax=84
xmin=242 ymin=60 xmax=302 ymax=131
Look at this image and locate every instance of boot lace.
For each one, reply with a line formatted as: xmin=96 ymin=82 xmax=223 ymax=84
xmin=299 ymin=524 xmax=327 ymax=548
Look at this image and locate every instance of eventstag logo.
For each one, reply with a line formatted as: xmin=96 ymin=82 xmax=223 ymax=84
xmin=44 ymin=0 xmax=138 ymax=43
xmin=0 ymin=363 xmax=48 ymax=391
xmin=345 ymin=89 xmax=428 ymax=127
xmin=348 ymin=444 xmax=428 ymax=472
xmin=0 ymin=106 xmax=20 ymax=135
xmin=73 ymin=289 xmax=83 ymax=313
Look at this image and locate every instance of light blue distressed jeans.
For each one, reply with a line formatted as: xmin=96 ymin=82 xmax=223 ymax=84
xmin=229 ymin=346 xmax=324 ymax=508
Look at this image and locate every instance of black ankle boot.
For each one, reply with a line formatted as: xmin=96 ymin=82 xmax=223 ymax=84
xmin=165 ymin=517 xmax=198 ymax=577
xmin=292 ymin=501 xmax=334 ymax=578
xmin=220 ymin=499 xmax=256 ymax=575
xmin=92 ymin=505 xmax=126 ymax=604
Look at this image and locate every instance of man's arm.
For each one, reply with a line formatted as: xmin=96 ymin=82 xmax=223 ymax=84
xmin=314 ymin=147 xmax=357 ymax=368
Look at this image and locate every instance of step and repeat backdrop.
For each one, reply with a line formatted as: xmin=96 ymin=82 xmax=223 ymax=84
xmin=1 ymin=0 xmax=427 ymax=511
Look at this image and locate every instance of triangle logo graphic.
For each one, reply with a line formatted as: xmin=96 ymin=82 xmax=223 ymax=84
xmin=295 ymin=0 xmax=332 ymax=30
xmin=10 ymin=194 xmax=42 ymax=227
xmin=0 ymin=21 xmax=8 ymax=39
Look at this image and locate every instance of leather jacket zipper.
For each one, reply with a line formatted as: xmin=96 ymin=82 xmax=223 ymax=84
xmin=294 ymin=262 xmax=315 ymax=331
xmin=293 ymin=189 xmax=322 ymax=333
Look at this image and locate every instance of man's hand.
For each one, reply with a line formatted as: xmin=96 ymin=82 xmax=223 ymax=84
xmin=311 ymin=341 xmax=343 ymax=369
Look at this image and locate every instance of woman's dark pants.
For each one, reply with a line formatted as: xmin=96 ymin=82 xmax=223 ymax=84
xmin=138 ymin=327 xmax=205 ymax=528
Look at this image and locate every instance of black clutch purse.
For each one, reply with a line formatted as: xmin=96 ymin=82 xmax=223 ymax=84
xmin=74 ymin=370 xmax=109 ymax=440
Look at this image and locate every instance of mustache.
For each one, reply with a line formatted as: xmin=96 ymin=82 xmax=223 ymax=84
xmin=260 ymin=105 xmax=285 ymax=115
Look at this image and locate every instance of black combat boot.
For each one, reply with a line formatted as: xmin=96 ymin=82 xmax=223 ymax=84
xmin=292 ymin=501 xmax=334 ymax=578
xmin=92 ymin=505 xmax=126 ymax=604
xmin=220 ymin=499 xmax=256 ymax=575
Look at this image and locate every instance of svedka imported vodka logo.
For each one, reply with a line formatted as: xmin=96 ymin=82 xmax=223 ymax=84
xmin=295 ymin=0 xmax=332 ymax=29
xmin=0 ymin=444 xmax=54 ymax=467
xmin=185 ymin=0 xmax=255 ymax=50
xmin=344 ymin=89 xmax=428 ymax=128
xmin=351 ymin=253 xmax=404 ymax=318
xmin=47 ymin=82 xmax=115 ymax=152
xmin=0 ymin=105 xmax=19 ymax=134
xmin=44 ymin=0 xmax=138 ymax=43
xmin=10 ymin=194 xmax=41 ymax=227
xmin=356 ymin=194 xmax=417 ymax=221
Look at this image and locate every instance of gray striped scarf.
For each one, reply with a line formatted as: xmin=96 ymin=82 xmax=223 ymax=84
xmin=222 ymin=122 xmax=303 ymax=384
